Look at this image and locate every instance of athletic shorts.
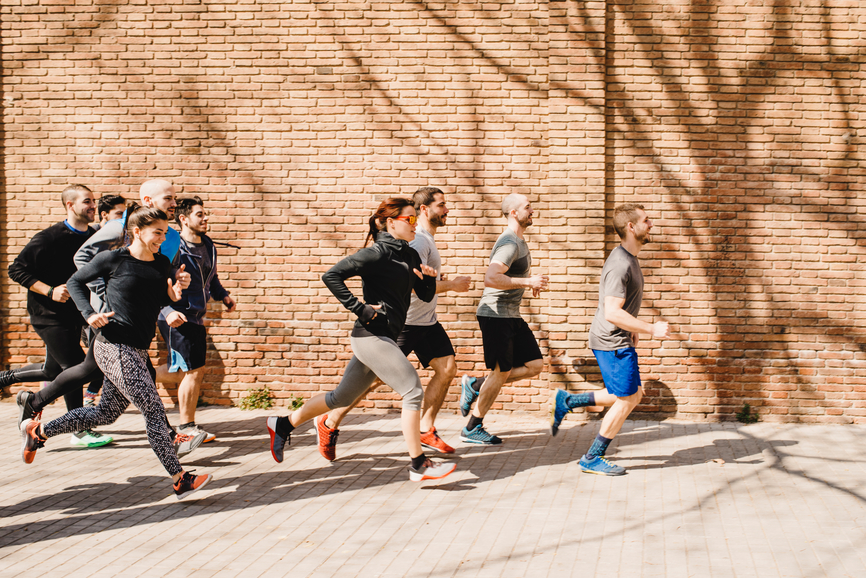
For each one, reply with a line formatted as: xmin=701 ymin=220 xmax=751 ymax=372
xmin=157 ymin=319 xmax=207 ymax=373
xmin=396 ymin=322 xmax=455 ymax=368
xmin=592 ymin=347 xmax=641 ymax=397
xmin=477 ymin=316 xmax=542 ymax=372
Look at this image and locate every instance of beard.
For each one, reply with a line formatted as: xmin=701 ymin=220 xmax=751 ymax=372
xmin=517 ymin=215 xmax=533 ymax=228
xmin=75 ymin=207 xmax=96 ymax=224
xmin=429 ymin=213 xmax=447 ymax=228
xmin=635 ymin=229 xmax=651 ymax=245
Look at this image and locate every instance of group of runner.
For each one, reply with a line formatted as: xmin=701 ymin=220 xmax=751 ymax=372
xmin=5 ymin=181 xmax=670 ymax=497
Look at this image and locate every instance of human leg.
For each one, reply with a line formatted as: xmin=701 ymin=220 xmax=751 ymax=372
xmin=420 ymin=355 xmax=456 ymax=432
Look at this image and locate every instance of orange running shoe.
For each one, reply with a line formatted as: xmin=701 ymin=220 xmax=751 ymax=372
xmin=315 ymin=414 xmax=339 ymax=461
xmin=420 ymin=427 xmax=455 ymax=454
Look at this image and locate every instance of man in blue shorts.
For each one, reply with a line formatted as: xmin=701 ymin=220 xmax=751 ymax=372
xmin=549 ymin=203 xmax=670 ymax=475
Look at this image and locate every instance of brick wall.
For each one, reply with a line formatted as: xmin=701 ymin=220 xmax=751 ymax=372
xmin=2 ymin=0 xmax=864 ymax=424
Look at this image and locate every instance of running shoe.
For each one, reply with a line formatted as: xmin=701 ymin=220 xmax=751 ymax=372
xmin=314 ymin=414 xmax=339 ymax=461
xmin=266 ymin=416 xmax=290 ymax=463
xmin=178 ymin=424 xmax=216 ymax=444
xmin=173 ymin=470 xmax=213 ymax=501
xmin=173 ymin=431 xmax=207 ymax=457
xmin=409 ymin=458 xmax=456 ymax=482
xmin=420 ymin=427 xmax=454 ymax=454
xmin=578 ymin=455 xmax=626 ymax=476
xmin=459 ymin=424 xmax=502 ymax=445
xmin=83 ymin=392 xmax=98 ymax=407
xmin=16 ymin=389 xmax=38 ymax=428
xmin=70 ymin=430 xmax=113 ymax=448
xmin=20 ymin=418 xmax=45 ymax=464
xmin=549 ymin=389 xmax=571 ymax=437
xmin=459 ymin=374 xmax=480 ymax=417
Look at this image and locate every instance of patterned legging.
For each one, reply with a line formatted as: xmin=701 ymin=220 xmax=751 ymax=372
xmin=43 ymin=338 xmax=182 ymax=477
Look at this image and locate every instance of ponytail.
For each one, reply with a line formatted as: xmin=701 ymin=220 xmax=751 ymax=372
xmin=364 ymin=197 xmax=413 ymax=247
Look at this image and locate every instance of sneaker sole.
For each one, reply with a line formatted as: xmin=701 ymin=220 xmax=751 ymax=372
xmin=176 ymin=474 xmax=213 ymax=501
xmin=579 ymin=465 xmax=626 ymax=476
xmin=20 ymin=422 xmax=36 ymax=464
xmin=458 ymin=435 xmax=502 ymax=446
xmin=409 ymin=463 xmax=456 ymax=482
xmin=70 ymin=438 xmax=114 ymax=449
xmin=420 ymin=442 xmax=455 ymax=454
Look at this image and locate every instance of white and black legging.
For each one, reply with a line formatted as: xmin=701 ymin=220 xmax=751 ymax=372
xmin=42 ymin=338 xmax=182 ymax=477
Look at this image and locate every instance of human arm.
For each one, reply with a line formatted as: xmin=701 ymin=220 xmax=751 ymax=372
xmin=74 ymin=218 xmax=124 ymax=302
xmin=7 ymin=230 xmax=72 ymax=302
xmin=67 ymin=251 xmax=117 ymax=325
xmin=321 ymin=247 xmax=379 ymax=322
xmin=484 ymin=260 xmax=548 ymax=294
xmin=412 ymin=263 xmax=438 ymax=302
xmin=605 ymin=296 xmax=670 ymax=339
xmin=435 ymin=274 xmax=471 ymax=294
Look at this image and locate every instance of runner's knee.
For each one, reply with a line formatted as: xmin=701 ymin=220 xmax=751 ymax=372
xmin=401 ymin=382 xmax=424 ymax=411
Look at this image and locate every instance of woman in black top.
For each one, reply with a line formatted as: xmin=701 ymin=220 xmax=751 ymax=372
xmin=266 ymin=198 xmax=456 ymax=482
xmin=19 ymin=207 xmax=213 ymax=500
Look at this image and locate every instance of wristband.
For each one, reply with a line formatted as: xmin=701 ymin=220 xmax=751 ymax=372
xmin=48 ymin=286 xmax=55 ymax=300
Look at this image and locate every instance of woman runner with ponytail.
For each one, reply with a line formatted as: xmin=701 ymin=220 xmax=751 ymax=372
xmin=19 ymin=206 xmax=214 ymax=500
xmin=266 ymin=197 xmax=456 ymax=481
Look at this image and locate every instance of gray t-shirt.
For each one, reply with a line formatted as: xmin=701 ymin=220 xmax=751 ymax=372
xmin=476 ymin=229 xmax=531 ymax=318
xmin=589 ymin=245 xmax=644 ymax=351
xmin=405 ymin=226 xmax=440 ymax=327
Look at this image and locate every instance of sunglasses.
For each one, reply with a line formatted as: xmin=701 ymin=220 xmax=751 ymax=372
xmin=393 ymin=215 xmax=417 ymax=225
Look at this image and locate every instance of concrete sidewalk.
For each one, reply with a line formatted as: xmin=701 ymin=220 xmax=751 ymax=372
xmin=0 ymin=402 xmax=864 ymax=578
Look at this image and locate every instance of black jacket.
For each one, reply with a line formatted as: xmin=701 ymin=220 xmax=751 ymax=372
xmin=322 ymin=233 xmax=436 ymax=341
xmin=8 ymin=221 xmax=95 ymax=327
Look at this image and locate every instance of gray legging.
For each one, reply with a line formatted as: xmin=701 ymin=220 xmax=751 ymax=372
xmin=326 ymin=335 xmax=424 ymax=411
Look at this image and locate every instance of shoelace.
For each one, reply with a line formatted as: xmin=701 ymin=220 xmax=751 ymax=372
xmin=328 ymin=429 xmax=339 ymax=445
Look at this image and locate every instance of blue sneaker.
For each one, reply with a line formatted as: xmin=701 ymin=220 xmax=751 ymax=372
xmin=460 ymin=374 xmax=480 ymax=417
xmin=266 ymin=416 xmax=290 ymax=463
xmin=460 ymin=424 xmax=502 ymax=445
xmin=578 ymin=455 xmax=626 ymax=476
xmin=549 ymin=389 xmax=571 ymax=436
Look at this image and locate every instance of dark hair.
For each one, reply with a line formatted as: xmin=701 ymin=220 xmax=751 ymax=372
xmin=366 ymin=197 xmax=413 ymax=246
xmin=97 ymin=195 xmax=126 ymax=218
xmin=61 ymin=184 xmax=92 ymax=207
xmin=175 ymin=196 xmax=204 ymax=226
xmin=127 ymin=206 xmax=168 ymax=239
xmin=612 ymin=203 xmax=645 ymax=239
xmin=412 ymin=187 xmax=443 ymax=212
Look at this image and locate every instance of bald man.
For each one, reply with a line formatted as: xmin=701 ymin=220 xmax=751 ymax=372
xmin=458 ymin=193 xmax=548 ymax=445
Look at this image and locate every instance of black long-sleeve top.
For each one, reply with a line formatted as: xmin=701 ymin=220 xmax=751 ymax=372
xmin=322 ymin=233 xmax=437 ymax=341
xmin=7 ymin=221 xmax=95 ymax=327
xmin=67 ymin=248 xmax=175 ymax=350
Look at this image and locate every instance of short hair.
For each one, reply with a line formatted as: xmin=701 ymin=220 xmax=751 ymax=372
xmin=139 ymin=179 xmax=173 ymax=203
xmin=412 ymin=187 xmax=444 ymax=212
xmin=612 ymin=204 xmax=645 ymax=239
xmin=98 ymin=194 xmax=126 ymax=217
xmin=175 ymin=196 xmax=204 ymax=226
xmin=501 ymin=193 xmax=526 ymax=218
xmin=61 ymin=184 xmax=91 ymax=207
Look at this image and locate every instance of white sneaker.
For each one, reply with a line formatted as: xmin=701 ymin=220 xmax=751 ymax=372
xmin=409 ymin=458 xmax=456 ymax=482
xmin=178 ymin=424 xmax=216 ymax=443
xmin=70 ymin=429 xmax=113 ymax=448
xmin=173 ymin=431 xmax=207 ymax=456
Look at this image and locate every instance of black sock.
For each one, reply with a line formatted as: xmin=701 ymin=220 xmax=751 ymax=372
xmin=467 ymin=415 xmax=483 ymax=430
xmin=276 ymin=416 xmax=295 ymax=438
xmin=472 ymin=376 xmax=485 ymax=392
xmin=411 ymin=453 xmax=428 ymax=470
xmin=179 ymin=422 xmax=195 ymax=430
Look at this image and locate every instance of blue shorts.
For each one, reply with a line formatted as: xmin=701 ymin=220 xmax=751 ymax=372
xmin=592 ymin=347 xmax=641 ymax=397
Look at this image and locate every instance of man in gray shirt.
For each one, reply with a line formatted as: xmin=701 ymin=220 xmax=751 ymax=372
xmin=459 ymin=193 xmax=548 ymax=445
xmin=549 ymin=203 xmax=671 ymax=475
xmin=313 ymin=187 xmax=472 ymax=460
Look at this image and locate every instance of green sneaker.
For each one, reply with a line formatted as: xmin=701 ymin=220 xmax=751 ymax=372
xmin=70 ymin=429 xmax=113 ymax=448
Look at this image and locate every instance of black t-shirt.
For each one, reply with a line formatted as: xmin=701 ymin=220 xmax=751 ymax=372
xmin=7 ymin=221 xmax=95 ymax=327
xmin=67 ymin=248 xmax=174 ymax=350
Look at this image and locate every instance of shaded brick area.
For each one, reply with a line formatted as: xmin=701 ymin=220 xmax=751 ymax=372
xmin=1 ymin=1 xmax=865 ymax=422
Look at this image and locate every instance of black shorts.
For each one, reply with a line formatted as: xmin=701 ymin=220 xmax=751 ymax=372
xmin=396 ymin=322 xmax=455 ymax=368
xmin=477 ymin=316 xmax=542 ymax=372
xmin=157 ymin=319 xmax=207 ymax=373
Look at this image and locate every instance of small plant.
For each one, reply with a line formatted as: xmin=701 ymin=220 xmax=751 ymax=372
xmin=239 ymin=385 xmax=274 ymax=411
xmin=288 ymin=395 xmax=304 ymax=411
xmin=736 ymin=403 xmax=759 ymax=424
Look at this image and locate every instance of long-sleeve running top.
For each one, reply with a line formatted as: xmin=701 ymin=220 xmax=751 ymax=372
xmin=67 ymin=248 xmax=174 ymax=350
xmin=322 ymin=232 xmax=436 ymax=341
